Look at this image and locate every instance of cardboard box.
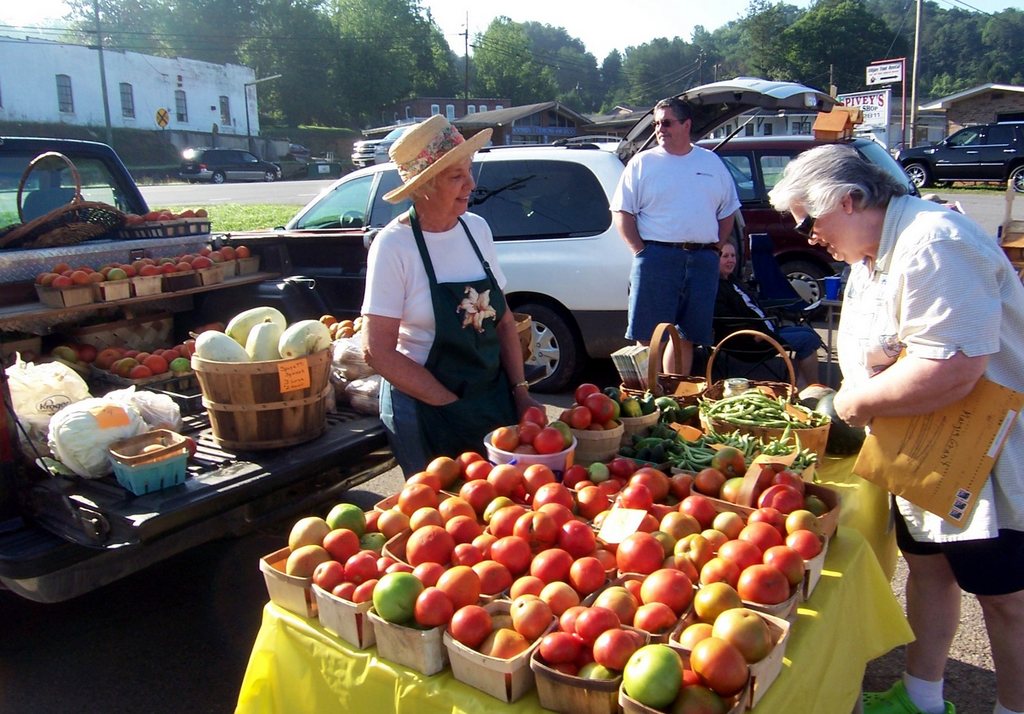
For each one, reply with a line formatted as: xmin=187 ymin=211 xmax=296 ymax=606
xmin=70 ymin=313 xmax=173 ymax=352
xmin=162 ymin=271 xmax=201 ymax=292
xmin=443 ymin=600 xmax=552 ymax=703
xmin=91 ymin=279 xmax=131 ymax=302
xmin=312 ymin=583 xmax=376 ymax=649
xmin=259 ymin=547 xmax=317 ymax=618
xmin=366 ymin=608 xmax=447 ymax=675
xmin=35 ymin=284 xmax=94 ymax=308
xmin=802 ymin=534 xmax=830 ymax=601
xmin=130 ymin=274 xmax=163 ymax=297
xmin=530 ymin=649 xmax=621 ymax=714
xmin=618 ymin=646 xmax=747 ymax=714
xmin=196 ymin=264 xmax=225 ymax=286
xmin=669 ymin=609 xmax=790 ymax=709
xmin=236 ymin=256 xmax=261 ymax=275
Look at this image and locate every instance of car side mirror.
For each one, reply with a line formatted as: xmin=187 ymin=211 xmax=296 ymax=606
xmin=363 ymin=228 xmax=378 ymax=250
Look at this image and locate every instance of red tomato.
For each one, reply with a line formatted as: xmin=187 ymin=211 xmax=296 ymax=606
xmin=533 ymin=427 xmax=566 ymax=455
xmin=710 ymin=446 xmax=747 ymax=479
xmin=573 ymin=383 xmax=601 ymax=405
xmin=583 ymin=393 xmax=616 ymax=424
xmin=518 ymin=421 xmax=542 ymax=445
xmin=521 ymin=405 xmax=548 ymax=427
xmin=567 ymin=405 xmax=592 ymax=430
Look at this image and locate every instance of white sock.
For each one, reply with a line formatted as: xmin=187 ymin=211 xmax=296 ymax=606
xmin=903 ymin=672 xmax=945 ymax=714
xmin=994 ymin=703 xmax=1024 ymax=714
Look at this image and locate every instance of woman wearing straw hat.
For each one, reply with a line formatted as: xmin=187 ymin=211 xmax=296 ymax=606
xmin=361 ymin=115 xmax=541 ymax=475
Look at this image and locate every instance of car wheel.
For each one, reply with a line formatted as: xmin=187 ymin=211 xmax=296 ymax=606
xmin=212 ymin=171 xmax=226 ymax=185
xmin=780 ymin=259 xmax=829 ymax=303
xmin=1010 ymin=165 xmax=1024 ymax=193
xmin=263 ymin=170 xmax=276 ymax=182
xmin=903 ymin=162 xmax=931 ymax=189
xmin=516 ymin=302 xmax=581 ymax=393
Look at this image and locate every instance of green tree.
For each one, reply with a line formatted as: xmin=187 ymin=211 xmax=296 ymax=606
xmin=781 ymin=0 xmax=895 ymax=92
xmin=239 ymin=0 xmax=344 ymax=126
xmin=619 ymin=38 xmax=703 ymax=106
xmin=742 ymin=0 xmax=799 ymax=80
xmin=472 ymin=17 xmax=557 ymax=105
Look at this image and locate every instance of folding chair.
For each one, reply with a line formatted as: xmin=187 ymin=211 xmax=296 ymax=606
xmin=708 ymin=316 xmax=797 ymax=383
xmin=747 ymin=233 xmax=820 ymax=322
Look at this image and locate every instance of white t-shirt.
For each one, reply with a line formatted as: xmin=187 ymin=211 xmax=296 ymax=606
xmin=361 ymin=211 xmax=507 ymax=365
xmin=839 ymin=195 xmax=1024 ymax=542
xmin=610 ymin=144 xmax=741 ymax=243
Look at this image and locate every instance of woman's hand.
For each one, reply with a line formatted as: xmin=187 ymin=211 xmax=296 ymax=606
xmin=833 ymin=387 xmax=870 ymax=427
xmin=514 ymin=388 xmax=544 ymax=417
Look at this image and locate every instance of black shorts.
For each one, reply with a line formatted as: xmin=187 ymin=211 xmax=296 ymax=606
xmin=894 ymin=511 xmax=1024 ymax=596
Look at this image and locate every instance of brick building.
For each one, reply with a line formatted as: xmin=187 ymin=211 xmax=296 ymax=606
xmin=921 ymin=83 xmax=1024 ymax=133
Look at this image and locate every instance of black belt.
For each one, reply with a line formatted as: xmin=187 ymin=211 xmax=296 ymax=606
xmin=644 ymin=240 xmax=718 ymax=251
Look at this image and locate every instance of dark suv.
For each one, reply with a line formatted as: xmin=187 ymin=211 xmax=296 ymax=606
xmin=698 ymin=135 xmax=918 ymax=299
xmin=178 ymin=148 xmax=281 ymax=184
xmin=896 ymin=121 xmax=1024 ymax=193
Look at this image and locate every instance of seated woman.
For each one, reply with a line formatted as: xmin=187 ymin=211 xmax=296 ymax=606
xmin=715 ymin=242 xmax=823 ymax=388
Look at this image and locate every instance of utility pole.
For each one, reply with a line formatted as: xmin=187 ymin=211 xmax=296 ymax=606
xmin=463 ymin=12 xmax=469 ymax=102
xmin=93 ymin=0 xmax=113 ymax=146
xmin=910 ymin=0 xmax=922 ymax=148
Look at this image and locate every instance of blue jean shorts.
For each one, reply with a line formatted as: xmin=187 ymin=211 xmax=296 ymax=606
xmin=778 ymin=326 xmax=823 ymax=360
xmin=627 ymin=243 xmax=720 ymax=345
xmin=379 ymin=379 xmax=428 ymax=477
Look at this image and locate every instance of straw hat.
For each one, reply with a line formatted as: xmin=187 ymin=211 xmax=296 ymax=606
xmin=383 ymin=115 xmax=492 ymax=203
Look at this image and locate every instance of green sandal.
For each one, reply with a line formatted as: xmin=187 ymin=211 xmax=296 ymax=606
xmin=862 ymin=681 xmax=956 ymax=714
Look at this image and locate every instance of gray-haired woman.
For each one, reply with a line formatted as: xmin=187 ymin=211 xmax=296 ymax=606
xmin=770 ymin=144 xmax=1024 ymax=714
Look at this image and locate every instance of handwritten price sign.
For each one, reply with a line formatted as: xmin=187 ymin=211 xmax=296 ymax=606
xmin=277 ymin=358 xmax=311 ymax=393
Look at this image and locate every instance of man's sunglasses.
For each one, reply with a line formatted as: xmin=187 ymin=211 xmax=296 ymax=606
xmin=795 ymin=215 xmax=816 ymax=238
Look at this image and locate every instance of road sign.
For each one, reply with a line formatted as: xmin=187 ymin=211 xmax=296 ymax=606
xmin=155 ymin=107 xmax=169 ymax=128
xmin=866 ymin=60 xmax=903 ymax=86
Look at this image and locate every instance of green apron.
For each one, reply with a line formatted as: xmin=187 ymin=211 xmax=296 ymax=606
xmin=409 ymin=207 xmax=517 ymax=459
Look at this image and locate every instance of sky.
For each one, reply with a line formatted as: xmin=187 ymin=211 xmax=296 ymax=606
xmin=0 ymin=0 xmax=1017 ymax=60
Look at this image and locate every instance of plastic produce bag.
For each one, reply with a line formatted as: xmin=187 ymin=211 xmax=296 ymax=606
xmin=345 ymin=375 xmax=381 ymax=416
xmin=106 ymin=386 xmax=183 ymax=433
xmin=332 ymin=336 xmax=375 ymax=381
xmin=48 ymin=397 xmax=147 ymax=479
xmin=6 ymin=356 xmax=92 ymax=458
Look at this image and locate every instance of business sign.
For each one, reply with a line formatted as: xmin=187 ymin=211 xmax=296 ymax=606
xmin=837 ymin=89 xmax=891 ymax=129
xmin=866 ymin=60 xmax=904 ymax=86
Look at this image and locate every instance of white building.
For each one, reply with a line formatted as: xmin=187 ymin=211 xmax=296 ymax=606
xmin=0 ymin=35 xmax=259 ymax=137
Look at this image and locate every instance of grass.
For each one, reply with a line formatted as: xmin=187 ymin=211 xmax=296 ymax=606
xmin=166 ymin=204 xmax=297 ymax=232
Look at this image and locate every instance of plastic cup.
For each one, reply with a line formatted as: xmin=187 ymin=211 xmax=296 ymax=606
xmin=823 ymin=276 xmax=842 ymax=300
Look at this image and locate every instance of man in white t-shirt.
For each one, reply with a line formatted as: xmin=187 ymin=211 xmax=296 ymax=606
xmin=610 ymin=97 xmax=740 ymax=376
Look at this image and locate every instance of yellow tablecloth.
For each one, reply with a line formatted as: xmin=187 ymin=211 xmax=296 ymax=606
xmin=236 ymin=525 xmax=912 ymax=714
xmin=816 ymin=454 xmax=898 ymax=580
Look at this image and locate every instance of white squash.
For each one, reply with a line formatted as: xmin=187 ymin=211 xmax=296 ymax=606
xmin=225 ymin=306 xmax=287 ymax=346
xmin=194 ymin=330 xmax=250 ymax=362
xmin=245 ymin=321 xmax=283 ymax=361
xmin=278 ymin=320 xmax=332 ymax=359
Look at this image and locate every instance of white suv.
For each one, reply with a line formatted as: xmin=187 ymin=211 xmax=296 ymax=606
xmin=276 ymin=144 xmax=632 ymax=391
xmin=234 ymin=79 xmax=835 ymax=391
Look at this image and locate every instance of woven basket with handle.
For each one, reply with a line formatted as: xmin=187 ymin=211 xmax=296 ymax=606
xmin=703 ymin=329 xmax=796 ymax=402
xmin=0 ymin=151 xmax=125 ymax=249
xmin=620 ymin=322 xmax=706 ymax=406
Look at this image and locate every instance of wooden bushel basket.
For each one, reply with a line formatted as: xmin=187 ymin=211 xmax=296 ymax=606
xmin=701 ymin=331 xmax=830 ymax=460
xmin=191 ymin=348 xmax=332 ymax=450
xmin=514 ymin=312 xmax=534 ymax=363
xmin=621 ymin=322 xmax=706 ymax=405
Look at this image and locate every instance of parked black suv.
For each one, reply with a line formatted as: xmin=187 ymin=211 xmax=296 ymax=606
xmin=896 ymin=121 xmax=1024 ymax=193
xmin=698 ymin=135 xmax=919 ymax=299
xmin=178 ymin=148 xmax=281 ymax=184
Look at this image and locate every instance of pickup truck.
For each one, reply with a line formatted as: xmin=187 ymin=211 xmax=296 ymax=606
xmin=0 ymin=137 xmax=396 ymax=602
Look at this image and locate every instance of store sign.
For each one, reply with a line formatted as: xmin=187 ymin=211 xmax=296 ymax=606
xmin=866 ymin=60 xmax=903 ymax=86
xmin=837 ymin=89 xmax=890 ymax=129
xmin=511 ymin=125 xmax=576 ymax=137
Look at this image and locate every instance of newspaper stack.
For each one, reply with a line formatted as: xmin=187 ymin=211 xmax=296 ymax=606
xmin=611 ymin=345 xmax=650 ymax=390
